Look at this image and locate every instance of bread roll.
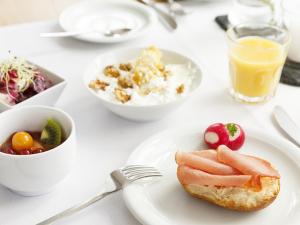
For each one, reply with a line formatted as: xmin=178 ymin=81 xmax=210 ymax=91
xmin=181 ymin=177 xmax=280 ymax=211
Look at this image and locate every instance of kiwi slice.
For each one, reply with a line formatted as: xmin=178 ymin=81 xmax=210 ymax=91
xmin=40 ymin=119 xmax=62 ymax=149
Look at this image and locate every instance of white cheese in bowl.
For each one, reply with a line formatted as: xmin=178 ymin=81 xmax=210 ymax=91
xmin=88 ymin=46 xmax=197 ymax=106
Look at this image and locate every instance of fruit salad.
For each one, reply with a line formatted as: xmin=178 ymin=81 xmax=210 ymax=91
xmin=0 ymin=119 xmax=64 ymax=155
xmin=0 ymin=56 xmax=52 ymax=105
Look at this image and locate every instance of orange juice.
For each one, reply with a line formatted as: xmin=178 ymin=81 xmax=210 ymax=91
xmin=229 ymin=36 xmax=285 ymax=98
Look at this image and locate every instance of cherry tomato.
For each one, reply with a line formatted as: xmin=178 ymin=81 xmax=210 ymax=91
xmin=12 ymin=132 xmax=33 ymax=152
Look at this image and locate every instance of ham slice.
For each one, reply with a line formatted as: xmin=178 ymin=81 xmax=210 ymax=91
xmin=176 ymin=151 xmax=240 ymax=175
xmin=217 ymin=145 xmax=280 ymax=178
xmin=192 ymin=150 xmax=218 ymax=161
xmin=177 ymin=165 xmax=251 ymax=187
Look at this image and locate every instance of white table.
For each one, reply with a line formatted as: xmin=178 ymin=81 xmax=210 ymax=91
xmin=0 ymin=1 xmax=299 ymax=225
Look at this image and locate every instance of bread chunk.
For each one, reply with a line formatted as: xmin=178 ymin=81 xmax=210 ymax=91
xmin=182 ymin=177 xmax=280 ymax=211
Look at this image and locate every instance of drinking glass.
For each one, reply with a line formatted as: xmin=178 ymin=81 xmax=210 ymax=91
xmin=282 ymin=0 xmax=300 ymax=63
xmin=228 ymin=0 xmax=276 ymax=26
xmin=227 ymin=23 xmax=290 ymax=103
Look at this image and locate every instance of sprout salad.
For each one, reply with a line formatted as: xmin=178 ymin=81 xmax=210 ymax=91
xmin=0 ymin=57 xmax=51 ymax=104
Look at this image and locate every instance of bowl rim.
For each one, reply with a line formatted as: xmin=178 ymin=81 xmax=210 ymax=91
xmin=0 ymin=105 xmax=75 ymax=159
xmin=83 ymin=47 xmax=203 ymax=108
xmin=0 ymin=61 xmax=67 ymax=108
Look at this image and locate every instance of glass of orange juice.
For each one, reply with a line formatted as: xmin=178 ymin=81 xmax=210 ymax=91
xmin=227 ymin=23 xmax=290 ymax=103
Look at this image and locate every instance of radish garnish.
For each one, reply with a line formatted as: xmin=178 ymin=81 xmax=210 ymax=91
xmin=226 ymin=123 xmax=245 ymax=150
xmin=204 ymin=123 xmax=229 ymax=149
xmin=204 ymin=123 xmax=245 ymax=151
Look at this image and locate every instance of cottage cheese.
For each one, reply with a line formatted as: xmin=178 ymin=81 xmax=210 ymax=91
xmin=89 ymin=47 xmax=197 ymax=106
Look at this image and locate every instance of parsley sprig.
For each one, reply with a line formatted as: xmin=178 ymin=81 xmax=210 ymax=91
xmin=226 ymin=123 xmax=238 ymax=137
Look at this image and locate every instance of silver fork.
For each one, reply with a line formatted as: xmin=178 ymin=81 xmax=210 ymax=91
xmin=37 ymin=165 xmax=162 ymax=225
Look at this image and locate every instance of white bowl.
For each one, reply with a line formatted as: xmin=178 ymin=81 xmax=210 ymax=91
xmin=0 ymin=62 xmax=67 ymax=112
xmin=83 ymin=48 xmax=202 ymax=122
xmin=0 ymin=106 xmax=76 ymax=196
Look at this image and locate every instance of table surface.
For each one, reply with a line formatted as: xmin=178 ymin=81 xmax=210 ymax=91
xmin=0 ymin=0 xmax=80 ymax=26
xmin=0 ymin=1 xmax=299 ymax=225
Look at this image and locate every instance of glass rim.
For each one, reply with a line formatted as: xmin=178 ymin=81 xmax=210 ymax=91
xmin=226 ymin=22 xmax=291 ymax=50
xmin=281 ymin=0 xmax=299 ymax=14
xmin=235 ymin=0 xmax=272 ymax=7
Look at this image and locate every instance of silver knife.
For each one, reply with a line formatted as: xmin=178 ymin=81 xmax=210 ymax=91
xmin=273 ymin=105 xmax=300 ymax=147
xmin=137 ymin=0 xmax=177 ymax=30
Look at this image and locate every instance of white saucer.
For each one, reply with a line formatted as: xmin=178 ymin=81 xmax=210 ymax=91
xmin=59 ymin=0 xmax=156 ymax=43
xmin=123 ymin=127 xmax=300 ymax=225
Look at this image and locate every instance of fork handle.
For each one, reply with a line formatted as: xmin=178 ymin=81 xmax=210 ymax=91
xmin=36 ymin=189 xmax=119 ymax=225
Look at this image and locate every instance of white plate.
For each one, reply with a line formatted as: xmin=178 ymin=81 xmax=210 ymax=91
xmin=59 ymin=0 xmax=156 ymax=43
xmin=123 ymin=127 xmax=300 ymax=225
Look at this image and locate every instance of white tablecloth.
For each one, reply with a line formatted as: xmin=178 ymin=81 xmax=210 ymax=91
xmin=0 ymin=1 xmax=299 ymax=225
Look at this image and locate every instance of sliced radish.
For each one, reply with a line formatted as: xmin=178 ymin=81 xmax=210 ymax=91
xmin=204 ymin=123 xmax=229 ymax=149
xmin=225 ymin=123 xmax=245 ymax=150
xmin=204 ymin=123 xmax=245 ymax=151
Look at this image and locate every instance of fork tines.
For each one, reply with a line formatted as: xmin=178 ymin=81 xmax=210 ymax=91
xmin=121 ymin=165 xmax=162 ymax=181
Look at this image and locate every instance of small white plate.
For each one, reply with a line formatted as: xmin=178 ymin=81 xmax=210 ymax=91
xmin=123 ymin=127 xmax=300 ymax=225
xmin=59 ymin=0 xmax=156 ymax=43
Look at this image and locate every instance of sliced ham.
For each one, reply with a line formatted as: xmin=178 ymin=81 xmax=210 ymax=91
xmin=177 ymin=165 xmax=251 ymax=187
xmin=192 ymin=150 xmax=218 ymax=161
xmin=176 ymin=151 xmax=240 ymax=175
xmin=217 ymin=145 xmax=280 ymax=178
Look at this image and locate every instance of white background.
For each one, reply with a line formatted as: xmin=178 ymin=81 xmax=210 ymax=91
xmin=0 ymin=0 xmax=299 ymax=224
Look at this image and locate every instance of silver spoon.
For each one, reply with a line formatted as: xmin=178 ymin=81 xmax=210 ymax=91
xmin=167 ymin=0 xmax=186 ymax=16
xmin=40 ymin=28 xmax=132 ymax=38
xmin=137 ymin=0 xmax=177 ymax=30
